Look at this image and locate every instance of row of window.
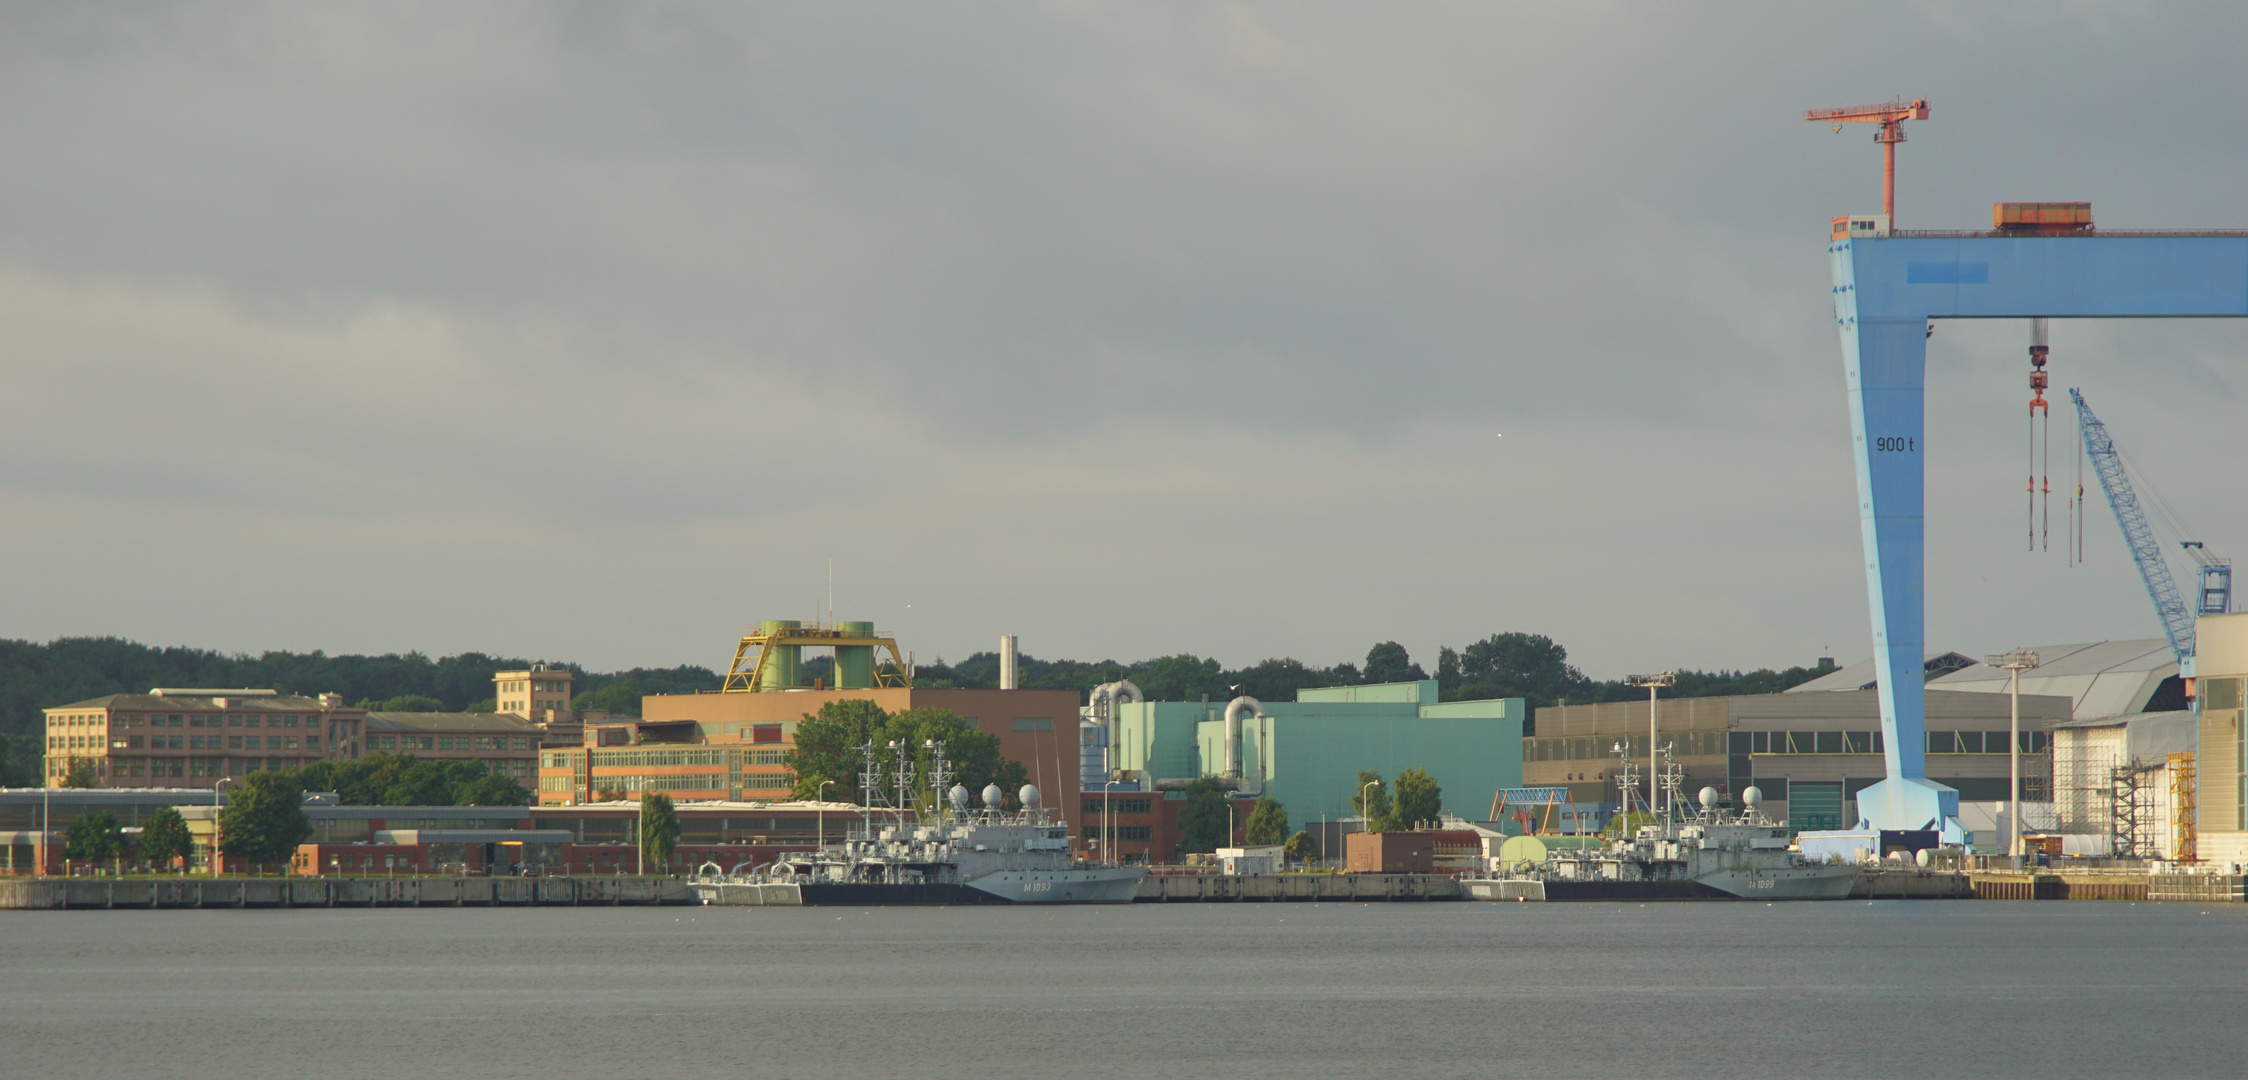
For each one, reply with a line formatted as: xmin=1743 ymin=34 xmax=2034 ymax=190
xmin=1083 ymin=798 xmax=1154 ymax=815
xmin=1528 ymin=729 xmax=2053 ymax=761
xmin=501 ymin=680 xmax=570 ymax=694
xmin=1081 ymin=825 xmax=1153 ymax=841
xmin=53 ymin=756 xmax=311 ymax=778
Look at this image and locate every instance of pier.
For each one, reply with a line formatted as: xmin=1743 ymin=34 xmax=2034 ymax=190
xmin=0 ymin=876 xmax=698 ymax=909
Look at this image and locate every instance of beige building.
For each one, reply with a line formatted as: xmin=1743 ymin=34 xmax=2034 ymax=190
xmin=361 ymin=712 xmax=543 ymax=783
xmin=494 ymin=664 xmax=574 ymax=721
xmin=40 ymin=689 xmax=364 ymax=790
xmin=2195 ymin=613 xmax=2248 ymax=864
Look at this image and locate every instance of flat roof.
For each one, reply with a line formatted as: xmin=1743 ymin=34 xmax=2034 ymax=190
xmin=364 ymin=712 xmax=545 ymax=733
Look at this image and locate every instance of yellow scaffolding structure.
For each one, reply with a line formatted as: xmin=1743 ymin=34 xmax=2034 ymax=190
xmin=719 ymin=622 xmax=912 ymax=693
xmin=2170 ymin=750 xmax=2197 ymax=864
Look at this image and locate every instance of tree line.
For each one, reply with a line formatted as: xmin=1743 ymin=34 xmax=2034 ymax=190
xmin=0 ymin=635 xmax=719 ymax=737
xmin=919 ymin=633 xmax=1838 ymax=711
xmin=0 ymin=633 xmax=1840 ymax=748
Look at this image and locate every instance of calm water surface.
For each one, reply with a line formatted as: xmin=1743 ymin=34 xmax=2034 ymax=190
xmin=4 ymin=899 xmax=2244 ymax=1079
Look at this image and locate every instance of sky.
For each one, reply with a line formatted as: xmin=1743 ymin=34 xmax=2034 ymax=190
xmin=4 ymin=2 xmax=2245 ymax=681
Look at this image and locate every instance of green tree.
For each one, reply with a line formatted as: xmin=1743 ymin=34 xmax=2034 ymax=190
xmin=138 ymin=806 xmax=193 ymax=871
xmin=463 ymin=698 xmax=497 ymax=713
xmin=1177 ymin=778 xmax=1234 ymax=855
xmin=1283 ymin=829 xmax=1319 ymax=863
xmin=783 ymin=698 xmax=891 ymax=801
xmin=1352 ymin=771 xmax=1393 ymax=832
xmin=63 ymin=809 xmax=123 ymax=867
xmin=219 ymin=770 xmax=312 ymax=866
xmin=1244 ymin=795 xmax=1289 ymax=846
xmin=571 ymin=678 xmax=644 ymax=717
xmin=358 ymin=694 xmax=444 ymax=712
xmin=1391 ymin=766 xmax=1443 ymax=830
xmin=0 ymin=732 xmax=42 ymax=787
xmin=62 ymin=758 xmax=100 ymax=788
xmin=639 ymin=792 xmax=680 ymax=873
xmin=1362 ymin=641 xmax=1427 ymax=684
xmin=452 ymin=772 xmax=530 ymax=807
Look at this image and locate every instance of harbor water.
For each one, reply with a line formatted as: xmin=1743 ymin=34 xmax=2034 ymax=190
xmin=4 ymin=900 xmax=2245 ymax=1079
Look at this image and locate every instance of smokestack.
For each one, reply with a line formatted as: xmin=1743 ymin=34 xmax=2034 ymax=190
xmin=1000 ymin=635 xmax=1018 ymax=690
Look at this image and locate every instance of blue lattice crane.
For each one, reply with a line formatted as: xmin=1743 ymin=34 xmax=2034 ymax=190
xmin=2068 ymin=388 xmax=2202 ymax=670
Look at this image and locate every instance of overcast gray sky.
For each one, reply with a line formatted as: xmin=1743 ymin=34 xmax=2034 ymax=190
xmin=4 ymin=2 xmax=2244 ymax=680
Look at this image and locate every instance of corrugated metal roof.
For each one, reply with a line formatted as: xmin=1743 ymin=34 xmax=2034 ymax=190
xmin=363 ymin=712 xmax=544 ymax=733
xmin=1781 ymin=651 xmax=1977 ymax=694
xmin=1929 ymin=639 xmax=2176 ymax=720
xmin=45 ymin=693 xmax=331 ymax=711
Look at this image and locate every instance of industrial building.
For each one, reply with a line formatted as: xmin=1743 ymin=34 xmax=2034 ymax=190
xmin=537 ymin=622 xmax=1085 ymax=833
xmin=1525 ymin=687 xmax=2069 ymax=843
xmin=2194 ymin=613 xmax=2248 ymax=865
xmin=38 ymin=690 xmax=365 ymax=790
xmin=1098 ymin=679 xmax=1525 ymax=844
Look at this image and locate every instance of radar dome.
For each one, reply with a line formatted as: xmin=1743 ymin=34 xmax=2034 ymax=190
xmin=981 ymin=783 xmax=1005 ymax=809
xmin=1018 ymin=784 xmax=1040 ymax=810
xmin=1741 ymin=786 xmax=1763 ymax=807
xmin=1698 ymin=786 xmax=1718 ymax=811
xmin=949 ymin=784 xmax=970 ymax=811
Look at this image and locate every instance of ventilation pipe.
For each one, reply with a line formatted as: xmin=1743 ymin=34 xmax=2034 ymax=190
xmin=999 ymin=635 xmax=1018 ymax=690
xmin=1085 ymin=680 xmax=1143 ymax=725
xmin=1223 ymin=696 xmax=1263 ymax=781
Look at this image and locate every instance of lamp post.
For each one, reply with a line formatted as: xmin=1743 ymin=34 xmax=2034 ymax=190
xmin=38 ymin=779 xmax=49 ymax=878
xmin=1625 ymin=673 xmax=1675 ymax=821
xmin=211 ymin=778 xmax=237 ymax=878
xmin=1987 ymin=650 xmax=2040 ymax=867
xmin=1102 ymin=780 xmax=1121 ymax=867
xmin=1359 ymin=780 xmax=1381 ymax=833
xmin=817 ymin=779 xmax=837 ymax=848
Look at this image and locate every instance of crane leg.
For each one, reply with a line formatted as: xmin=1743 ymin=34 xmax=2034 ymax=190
xmin=1832 ymin=245 xmax=1966 ymax=842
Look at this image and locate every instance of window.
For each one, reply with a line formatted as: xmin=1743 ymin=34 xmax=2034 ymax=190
xmin=1082 ymin=825 xmax=1152 ymax=842
xmin=305 ymin=736 xmax=319 ymax=750
xmin=245 ymin=716 xmax=261 ymax=728
xmin=1012 ymin=717 xmax=1053 ymax=732
xmin=512 ymin=738 xmax=529 ymax=751
xmin=1085 ymin=798 xmax=1152 ymax=815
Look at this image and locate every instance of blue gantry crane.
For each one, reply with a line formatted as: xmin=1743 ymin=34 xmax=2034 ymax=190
xmin=2068 ymin=388 xmax=2200 ymax=668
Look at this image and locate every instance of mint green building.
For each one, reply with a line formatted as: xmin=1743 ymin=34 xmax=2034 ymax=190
xmin=1106 ymin=680 xmax=1524 ymax=832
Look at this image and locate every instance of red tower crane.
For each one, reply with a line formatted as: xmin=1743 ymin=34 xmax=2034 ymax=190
xmin=1804 ymin=98 xmax=1930 ymax=224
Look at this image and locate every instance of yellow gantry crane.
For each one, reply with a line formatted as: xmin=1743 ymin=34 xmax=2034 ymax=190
xmin=720 ymin=620 xmax=912 ymax=692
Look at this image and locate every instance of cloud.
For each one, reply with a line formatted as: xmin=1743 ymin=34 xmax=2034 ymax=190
xmin=2 ymin=2 xmax=2244 ymax=677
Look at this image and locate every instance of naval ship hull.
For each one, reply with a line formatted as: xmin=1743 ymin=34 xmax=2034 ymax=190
xmin=1466 ymin=863 xmax=1858 ymax=902
xmin=695 ymin=867 xmax=1146 ymax=907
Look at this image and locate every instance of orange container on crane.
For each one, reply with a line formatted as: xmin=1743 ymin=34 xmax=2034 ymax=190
xmin=1804 ymin=98 xmax=1930 ymax=224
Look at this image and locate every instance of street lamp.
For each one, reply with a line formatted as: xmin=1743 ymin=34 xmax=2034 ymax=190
xmin=211 ymin=778 xmax=237 ymax=878
xmin=1986 ymin=650 xmax=2040 ymax=867
xmin=1625 ymin=673 xmax=1675 ymax=820
xmin=1103 ymin=779 xmax=1121 ymax=867
xmin=817 ymin=779 xmax=837 ymax=848
xmin=1359 ymin=780 xmax=1381 ymax=833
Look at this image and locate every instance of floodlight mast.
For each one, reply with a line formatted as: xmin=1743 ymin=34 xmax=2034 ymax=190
xmin=1625 ymin=673 xmax=1676 ymax=819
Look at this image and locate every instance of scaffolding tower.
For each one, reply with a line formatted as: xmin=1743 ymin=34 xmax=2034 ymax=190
xmin=2108 ymin=760 xmax=2165 ymax=859
xmin=2171 ymin=751 xmax=2198 ymax=863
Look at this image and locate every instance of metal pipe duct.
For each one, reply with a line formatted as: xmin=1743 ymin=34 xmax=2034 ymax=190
xmin=999 ymin=635 xmax=1018 ymax=690
xmin=1223 ymin=696 xmax=1262 ymax=780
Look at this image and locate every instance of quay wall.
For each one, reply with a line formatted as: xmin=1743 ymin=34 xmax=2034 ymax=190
xmin=0 ymin=876 xmax=696 ymax=910
xmin=1135 ymin=873 xmax=1461 ymax=902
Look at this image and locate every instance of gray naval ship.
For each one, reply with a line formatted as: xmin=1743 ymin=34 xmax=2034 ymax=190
xmin=1464 ymin=783 xmax=1859 ymax=902
xmin=692 ymin=776 xmax=1146 ymax=907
